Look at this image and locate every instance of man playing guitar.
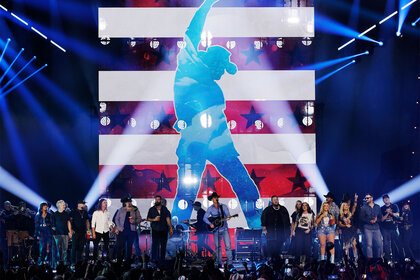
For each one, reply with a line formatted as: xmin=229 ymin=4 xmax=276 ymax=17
xmin=204 ymin=192 xmax=233 ymax=266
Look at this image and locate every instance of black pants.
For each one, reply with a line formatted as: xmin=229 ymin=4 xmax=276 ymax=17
xmin=115 ymin=230 xmax=137 ymax=261
xmin=400 ymin=228 xmax=414 ymax=259
xmin=295 ymin=228 xmax=312 ymax=257
xmin=93 ymin=232 xmax=110 ymax=260
xmin=382 ymin=228 xmax=400 ymax=260
xmin=151 ymin=230 xmax=168 ymax=264
xmin=71 ymin=232 xmax=86 ymax=264
xmin=266 ymin=232 xmax=285 ymax=258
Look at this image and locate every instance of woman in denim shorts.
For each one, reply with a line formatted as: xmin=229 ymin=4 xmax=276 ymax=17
xmin=316 ymin=202 xmax=336 ymax=263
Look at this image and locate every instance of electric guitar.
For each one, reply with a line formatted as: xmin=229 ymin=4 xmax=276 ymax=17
xmin=206 ymin=214 xmax=238 ymax=232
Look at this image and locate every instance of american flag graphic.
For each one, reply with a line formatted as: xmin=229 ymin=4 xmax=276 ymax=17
xmin=98 ymin=0 xmax=316 ymax=235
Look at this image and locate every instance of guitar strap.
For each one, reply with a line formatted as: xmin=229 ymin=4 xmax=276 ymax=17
xmin=220 ymin=203 xmax=225 ymax=227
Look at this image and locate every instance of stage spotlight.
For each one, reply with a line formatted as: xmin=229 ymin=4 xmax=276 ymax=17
xmin=0 ymin=166 xmax=55 ymax=210
xmin=396 ymin=31 xmax=401 ymax=36
xmin=375 ymin=174 xmax=420 ymax=206
xmin=397 ymin=0 xmax=416 ymax=37
xmin=412 ymin=17 xmax=420 ymax=26
xmin=0 ymin=64 xmax=48 ymax=98
xmin=0 ymin=48 xmax=24 ymax=84
xmin=316 ymin=60 xmax=355 ymax=85
xmin=300 ymin=50 xmax=368 ymax=71
xmin=378 ymin=41 xmax=384 ymax=46
xmin=0 ymin=38 xmax=11 ymax=64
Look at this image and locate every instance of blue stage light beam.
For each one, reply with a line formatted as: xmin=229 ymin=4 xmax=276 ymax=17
xmin=0 ymin=38 xmax=11 ymax=64
xmin=412 ymin=17 xmax=420 ymax=26
xmin=316 ymin=60 xmax=356 ymax=85
xmin=0 ymin=64 xmax=47 ymax=99
xmin=300 ymin=51 xmax=369 ymax=71
xmin=0 ymin=48 xmax=24 ymax=83
xmin=0 ymin=166 xmax=55 ymax=210
xmin=0 ymin=38 xmax=88 ymax=117
xmin=397 ymin=0 xmax=417 ymax=36
xmin=316 ymin=14 xmax=378 ymax=46
xmin=0 ymin=59 xmax=94 ymax=182
xmin=84 ymin=102 xmax=158 ymax=206
xmin=0 ymin=99 xmax=38 ymax=189
xmin=1 ymin=56 xmax=36 ymax=91
xmin=375 ymin=174 xmax=420 ymax=206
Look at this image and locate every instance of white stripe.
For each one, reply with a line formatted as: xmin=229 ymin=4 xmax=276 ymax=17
xmin=98 ymin=7 xmax=315 ymax=38
xmin=99 ymin=70 xmax=315 ymax=101
xmin=99 ymin=134 xmax=316 ymax=165
xmin=107 ymin=197 xmax=317 ymax=229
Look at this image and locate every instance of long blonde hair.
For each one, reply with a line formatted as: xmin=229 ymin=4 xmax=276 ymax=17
xmin=318 ymin=202 xmax=331 ymax=217
xmin=340 ymin=202 xmax=352 ymax=219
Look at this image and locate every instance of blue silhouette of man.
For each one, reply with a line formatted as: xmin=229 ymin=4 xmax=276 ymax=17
xmin=171 ymin=0 xmax=261 ymax=228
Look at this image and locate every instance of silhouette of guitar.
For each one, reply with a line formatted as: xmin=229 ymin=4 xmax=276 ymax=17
xmin=206 ymin=214 xmax=238 ymax=232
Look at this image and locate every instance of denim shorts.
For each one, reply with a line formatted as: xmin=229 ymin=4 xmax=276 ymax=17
xmin=317 ymin=226 xmax=335 ymax=236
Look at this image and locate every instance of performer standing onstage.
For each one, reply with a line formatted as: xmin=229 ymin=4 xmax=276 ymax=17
xmin=34 ymin=202 xmax=53 ymax=264
xmin=380 ymin=194 xmax=401 ymax=261
xmin=261 ymin=195 xmax=290 ymax=259
xmin=91 ymin=198 xmax=114 ymax=261
xmin=52 ymin=200 xmax=72 ymax=266
xmin=70 ymin=200 xmax=90 ymax=265
xmin=204 ymin=192 xmax=233 ymax=266
xmin=191 ymin=201 xmax=212 ymax=257
xmin=147 ymin=195 xmax=173 ymax=264
xmin=114 ymin=194 xmax=142 ymax=262
xmin=399 ymin=200 xmax=414 ymax=259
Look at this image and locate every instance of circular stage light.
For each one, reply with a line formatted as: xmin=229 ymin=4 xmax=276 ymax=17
xmin=228 ymin=120 xmax=237 ymax=130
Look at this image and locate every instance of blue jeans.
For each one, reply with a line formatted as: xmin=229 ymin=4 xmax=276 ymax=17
xmin=213 ymin=229 xmax=232 ymax=265
xmin=363 ymin=228 xmax=383 ymax=258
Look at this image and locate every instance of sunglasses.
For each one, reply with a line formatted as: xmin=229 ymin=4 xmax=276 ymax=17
xmin=365 ymin=196 xmax=372 ymax=199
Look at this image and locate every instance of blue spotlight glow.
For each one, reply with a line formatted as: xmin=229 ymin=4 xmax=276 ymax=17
xmin=397 ymin=0 xmax=417 ymax=36
xmin=300 ymin=51 xmax=369 ymax=71
xmin=0 ymin=48 xmax=23 ymax=83
xmin=378 ymin=41 xmax=383 ymax=46
xmin=1 ymin=56 xmax=36 ymax=91
xmin=0 ymin=38 xmax=87 ymax=117
xmin=0 ymin=38 xmax=10 ymax=64
xmin=412 ymin=17 xmax=420 ymax=26
xmin=0 ymin=52 xmax=93 ymax=182
xmin=0 ymin=99 xmax=38 ymax=188
xmin=0 ymin=166 xmax=54 ymax=210
xmin=316 ymin=60 xmax=356 ymax=85
xmin=375 ymin=174 xmax=420 ymax=206
xmin=0 ymin=64 xmax=47 ymax=99
xmin=316 ymin=13 xmax=378 ymax=45
xmin=396 ymin=31 xmax=401 ymax=36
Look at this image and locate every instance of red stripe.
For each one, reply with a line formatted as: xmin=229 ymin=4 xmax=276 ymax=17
xmin=99 ymin=101 xmax=315 ymax=134
xmin=102 ymin=164 xmax=315 ymax=199
xmin=99 ymin=37 xmax=314 ymax=71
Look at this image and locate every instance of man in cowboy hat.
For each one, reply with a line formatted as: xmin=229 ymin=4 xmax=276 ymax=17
xmin=324 ymin=192 xmax=339 ymax=221
xmin=204 ymin=192 xmax=233 ymax=265
xmin=114 ymin=194 xmax=142 ymax=262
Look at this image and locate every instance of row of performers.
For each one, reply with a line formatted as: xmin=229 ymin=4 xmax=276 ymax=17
xmin=0 ymin=192 xmax=415 ymax=267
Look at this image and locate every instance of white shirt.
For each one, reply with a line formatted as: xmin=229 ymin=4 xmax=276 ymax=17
xmin=91 ymin=210 xmax=113 ymax=234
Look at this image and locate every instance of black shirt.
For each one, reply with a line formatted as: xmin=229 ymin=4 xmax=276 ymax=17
xmin=1 ymin=209 xmax=17 ymax=230
xmin=194 ymin=208 xmax=207 ymax=233
xmin=261 ymin=205 xmax=291 ymax=239
xmin=381 ymin=204 xmax=399 ymax=230
xmin=70 ymin=209 xmax=88 ymax=234
xmin=53 ymin=211 xmax=70 ymax=235
xmin=147 ymin=205 xmax=171 ymax=232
